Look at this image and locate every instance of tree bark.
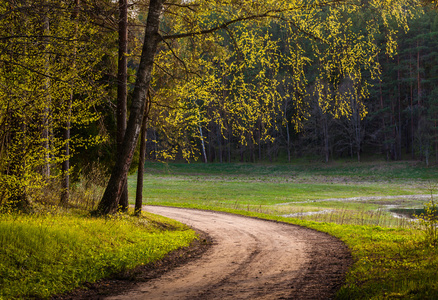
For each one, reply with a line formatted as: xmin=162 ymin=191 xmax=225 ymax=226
xmin=117 ymin=0 xmax=129 ymax=212
xmin=199 ymin=124 xmax=208 ymax=163
xmin=61 ymin=0 xmax=79 ymax=205
xmin=135 ymin=99 xmax=150 ymax=216
xmin=417 ymin=40 xmax=422 ymax=107
xmin=96 ymin=0 xmax=164 ymax=215
xmin=217 ymin=122 xmax=223 ymax=163
xmin=410 ymin=50 xmax=415 ymax=159
xmin=43 ymin=12 xmax=51 ymax=178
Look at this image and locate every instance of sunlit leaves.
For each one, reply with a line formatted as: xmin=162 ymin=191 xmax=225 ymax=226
xmin=0 ymin=0 xmax=108 ymax=204
xmin=146 ymin=0 xmax=420 ymax=161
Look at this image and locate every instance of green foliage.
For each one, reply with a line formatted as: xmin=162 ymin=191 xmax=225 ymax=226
xmin=0 ymin=1 xmax=109 ymax=209
xmin=416 ymin=196 xmax=438 ymax=246
xmin=145 ymin=0 xmax=421 ymax=161
xmin=0 ymin=209 xmax=197 ymax=299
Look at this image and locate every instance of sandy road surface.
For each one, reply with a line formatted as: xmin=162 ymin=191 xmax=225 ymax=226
xmin=106 ymin=207 xmax=351 ymax=300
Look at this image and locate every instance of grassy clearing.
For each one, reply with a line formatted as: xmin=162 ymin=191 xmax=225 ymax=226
xmin=130 ymin=161 xmax=438 ymax=299
xmin=128 ymin=161 xmax=435 ymax=225
xmin=0 ymin=207 xmax=197 ymax=299
xmin=130 ymin=176 xmax=420 ymax=205
xmin=141 ymin=160 xmax=437 ymax=181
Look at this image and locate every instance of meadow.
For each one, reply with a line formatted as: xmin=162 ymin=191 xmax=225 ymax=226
xmin=128 ymin=160 xmax=436 ymax=227
xmin=128 ymin=160 xmax=438 ymax=299
xmin=1 ymin=160 xmax=437 ymax=299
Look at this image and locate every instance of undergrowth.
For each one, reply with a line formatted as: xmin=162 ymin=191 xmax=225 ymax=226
xmin=0 ymin=208 xmax=197 ymax=299
xmin=416 ymin=198 xmax=438 ymax=247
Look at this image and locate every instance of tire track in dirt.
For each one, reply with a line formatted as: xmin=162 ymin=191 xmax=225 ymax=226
xmin=106 ymin=207 xmax=351 ymax=300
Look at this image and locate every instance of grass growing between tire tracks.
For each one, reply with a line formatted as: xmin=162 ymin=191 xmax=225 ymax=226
xmin=0 ymin=208 xmax=197 ymax=299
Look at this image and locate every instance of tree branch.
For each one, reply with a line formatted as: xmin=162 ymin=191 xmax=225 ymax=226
xmin=0 ymin=59 xmax=69 ymax=83
xmin=161 ymin=1 xmax=347 ymax=40
xmin=164 ymin=2 xmax=199 ymax=12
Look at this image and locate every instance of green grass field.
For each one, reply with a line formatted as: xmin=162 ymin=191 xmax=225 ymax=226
xmin=2 ymin=160 xmax=437 ymax=299
xmin=128 ymin=161 xmax=437 ymax=227
xmin=128 ymin=160 xmax=438 ymax=299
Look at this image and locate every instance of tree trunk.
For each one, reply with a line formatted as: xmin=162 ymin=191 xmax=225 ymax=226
xmin=60 ymin=103 xmax=71 ymax=204
xmin=96 ymin=0 xmax=164 ymax=215
xmin=322 ymin=115 xmax=329 ymax=163
xmin=61 ymin=0 xmax=79 ymax=205
xmin=397 ymin=53 xmax=402 ymax=160
xmin=217 ymin=122 xmax=223 ymax=163
xmin=435 ymin=120 xmax=438 ymax=164
xmin=379 ymin=54 xmax=389 ymax=160
xmin=417 ymin=40 xmax=422 ymax=107
xmin=228 ymin=123 xmax=232 ymax=163
xmin=117 ymin=0 xmax=129 ymax=212
xmin=153 ymin=129 xmax=158 ymax=160
xmin=43 ymin=13 xmax=51 ymax=178
xmin=199 ymin=125 xmax=208 ymax=163
xmin=135 ymin=99 xmax=150 ymax=216
xmin=410 ymin=51 xmax=415 ymax=159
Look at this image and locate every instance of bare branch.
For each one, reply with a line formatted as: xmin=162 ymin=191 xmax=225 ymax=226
xmin=0 ymin=59 xmax=69 ymax=83
xmin=153 ymin=61 xmax=182 ymax=80
xmin=161 ymin=1 xmax=346 ymax=40
xmin=161 ymin=37 xmax=193 ymax=80
xmin=164 ymin=2 xmax=200 ymax=12
xmin=0 ymin=35 xmax=79 ymax=42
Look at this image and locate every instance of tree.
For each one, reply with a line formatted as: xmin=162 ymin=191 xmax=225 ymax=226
xmin=95 ymin=0 xmax=421 ymax=215
xmin=96 ymin=0 xmax=164 ymax=215
xmin=117 ymin=0 xmax=129 ymax=212
xmin=60 ymin=0 xmax=80 ymax=205
xmin=0 ymin=0 xmax=108 ymax=210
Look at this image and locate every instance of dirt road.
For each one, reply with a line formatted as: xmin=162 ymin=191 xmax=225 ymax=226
xmin=106 ymin=207 xmax=351 ymax=300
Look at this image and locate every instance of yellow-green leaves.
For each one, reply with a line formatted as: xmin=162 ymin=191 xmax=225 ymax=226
xmin=149 ymin=0 xmax=419 ymax=161
xmin=0 ymin=1 xmax=108 ymax=207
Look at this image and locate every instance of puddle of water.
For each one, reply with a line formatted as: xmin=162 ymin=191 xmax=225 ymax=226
xmin=389 ymin=208 xmax=437 ymax=219
xmin=282 ymin=209 xmax=334 ymax=218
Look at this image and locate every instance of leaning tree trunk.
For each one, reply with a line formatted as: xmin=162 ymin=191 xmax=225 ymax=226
xmin=96 ymin=0 xmax=164 ymax=215
xmin=117 ymin=0 xmax=129 ymax=212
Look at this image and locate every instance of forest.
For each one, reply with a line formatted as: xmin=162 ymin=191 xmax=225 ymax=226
xmin=0 ymin=0 xmax=437 ymax=211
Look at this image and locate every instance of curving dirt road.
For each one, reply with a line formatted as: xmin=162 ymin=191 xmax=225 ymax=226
xmin=106 ymin=206 xmax=351 ymax=300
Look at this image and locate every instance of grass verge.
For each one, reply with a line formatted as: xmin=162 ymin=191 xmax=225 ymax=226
xmin=0 ymin=208 xmax=197 ymax=299
xmin=131 ymin=161 xmax=438 ymax=299
xmin=147 ymin=203 xmax=438 ymax=299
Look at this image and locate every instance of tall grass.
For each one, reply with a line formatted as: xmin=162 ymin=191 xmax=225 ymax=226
xmin=0 ymin=208 xmax=197 ymax=299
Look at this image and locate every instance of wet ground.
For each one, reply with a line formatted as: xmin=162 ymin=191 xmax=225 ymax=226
xmin=278 ymin=194 xmax=437 ymax=220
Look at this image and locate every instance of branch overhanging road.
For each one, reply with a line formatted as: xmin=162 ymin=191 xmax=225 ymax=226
xmin=106 ymin=206 xmax=351 ymax=300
